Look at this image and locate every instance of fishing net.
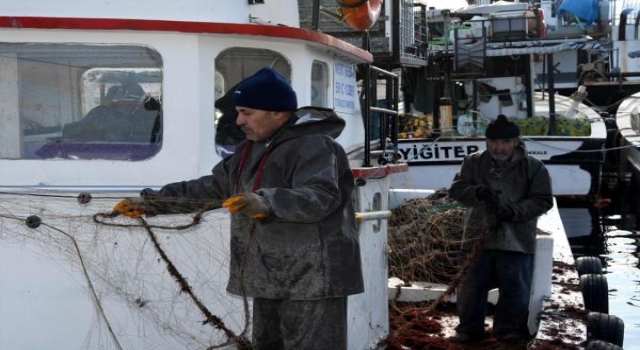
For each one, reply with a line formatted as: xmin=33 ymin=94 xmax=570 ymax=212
xmin=0 ymin=191 xmax=250 ymax=350
xmin=388 ymin=189 xmax=467 ymax=284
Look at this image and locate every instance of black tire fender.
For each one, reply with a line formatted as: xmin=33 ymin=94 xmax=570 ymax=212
xmin=576 ymin=256 xmax=604 ymax=275
xmin=580 ymin=274 xmax=609 ymax=313
xmin=587 ymin=312 xmax=625 ymax=347
xmin=586 ymin=339 xmax=624 ymax=350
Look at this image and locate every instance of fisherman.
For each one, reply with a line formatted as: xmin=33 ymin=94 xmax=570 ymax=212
xmin=113 ymin=67 xmax=364 ymax=350
xmin=61 ymin=81 xmax=161 ymax=143
xmin=447 ymin=114 xmax=553 ymax=343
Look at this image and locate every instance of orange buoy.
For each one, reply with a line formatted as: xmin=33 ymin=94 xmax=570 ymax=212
xmin=339 ymin=0 xmax=383 ymax=31
xmin=538 ymin=8 xmax=547 ymax=38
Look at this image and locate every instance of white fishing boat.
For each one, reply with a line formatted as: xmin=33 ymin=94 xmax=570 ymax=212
xmin=613 ymin=91 xmax=640 ymax=225
xmin=0 ymin=1 xmax=407 ymax=349
xmin=392 ymin=91 xmax=606 ymax=196
xmin=616 ymin=93 xmax=640 ymax=175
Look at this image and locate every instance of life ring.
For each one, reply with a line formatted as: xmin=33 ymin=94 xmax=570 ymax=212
xmin=338 ymin=0 xmax=383 ymax=31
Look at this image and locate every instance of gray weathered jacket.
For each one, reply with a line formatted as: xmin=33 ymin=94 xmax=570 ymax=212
xmin=140 ymin=107 xmax=364 ymax=299
xmin=448 ymin=143 xmax=553 ymax=253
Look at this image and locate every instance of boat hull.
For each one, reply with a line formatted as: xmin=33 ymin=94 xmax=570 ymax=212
xmin=0 ymin=165 xmax=399 ymax=350
xmin=391 ymin=92 xmax=607 ymax=196
xmin=616 ymin=91 xmax=640 ymax=176
xmin=392 ymin=136 xmax=605 ymax=196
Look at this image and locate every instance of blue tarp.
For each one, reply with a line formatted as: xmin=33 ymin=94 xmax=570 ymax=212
xmin=558 ymin=0 xmax=599 ymax=24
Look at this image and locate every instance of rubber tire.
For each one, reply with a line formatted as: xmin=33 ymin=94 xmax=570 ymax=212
xmin=586 ymin=339 xmax=623 ymax=350
xmin=580 ymin=274 xmax=609 ymax=314
xmin=587 ymin=312 xmax=624 ymax=347
xmin=576 ymin=256 xmax=604 ymax=276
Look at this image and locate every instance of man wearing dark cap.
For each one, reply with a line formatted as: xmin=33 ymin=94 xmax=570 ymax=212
xmin=448 ymin=114 xmax=553 ymax=343
xmin=113 ymin=67 xmax=363 ymax=349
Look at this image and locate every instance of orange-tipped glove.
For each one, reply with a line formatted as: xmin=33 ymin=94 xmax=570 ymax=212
xmin=222 ymin=193 xmax=271 ymax=220
xmin=113 ymin=198 xmax=145 ymax=218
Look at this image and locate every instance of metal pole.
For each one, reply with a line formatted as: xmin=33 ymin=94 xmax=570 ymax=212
xmin=363 ymin=31 xmax=372 ymax=167
xmin=546 ymin=53 xmax=557 ymax=135
xmin=311 ymin=0 xmax=320 ymax=30
xmin=392 ymin=69 xmax=400 ymax=152
xmin=524 ymin=54 xmax=534 ymax=118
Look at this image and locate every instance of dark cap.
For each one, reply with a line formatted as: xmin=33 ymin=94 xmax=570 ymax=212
xmin=485 ymin=114 xmax=521 ymax=139
xmin=233 ymin=67 xmax=297 ymax=112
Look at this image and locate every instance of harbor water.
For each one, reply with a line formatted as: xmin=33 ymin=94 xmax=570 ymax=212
xmin=561 ymin=190 xmax=640 ymax=349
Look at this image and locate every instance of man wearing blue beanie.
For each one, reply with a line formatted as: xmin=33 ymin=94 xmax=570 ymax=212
xmin=114 ymin=67 xmax=363 ymax=350
xmin=233 ymin=67 xmax=298 ymax=113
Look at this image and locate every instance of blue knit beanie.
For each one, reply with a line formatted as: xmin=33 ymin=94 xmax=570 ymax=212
xmin=233 ymin=67 xmax=297 ymax=111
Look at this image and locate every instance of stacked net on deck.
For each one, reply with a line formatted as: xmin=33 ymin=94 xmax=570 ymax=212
xmin=388 ymin=189 xmax=467 ymax=284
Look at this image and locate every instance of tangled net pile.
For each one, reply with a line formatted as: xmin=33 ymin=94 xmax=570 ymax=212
xmin=385 ymin=191 xmax=533 ymax=349
xmin=388 ymin=189 xmax=467 ymax=284
xmin=385 ymin=190 xmax=470 ymax=348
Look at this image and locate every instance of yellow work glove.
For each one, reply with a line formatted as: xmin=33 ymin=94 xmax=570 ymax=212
xmin=222 ymin=193 xmax=271 ymax=220
xmin=113 ymin=198 xmax=145 ymax=218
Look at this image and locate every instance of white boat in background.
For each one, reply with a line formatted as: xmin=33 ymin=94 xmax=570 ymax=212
xmin=532 ymin=0 xmax=640 ymax=109
xmin=615 ymin=92 xmax=640 ymax=172
xmin=385 ymin=1 xmax=607 ymax=199
xmin=392 ymin=90 xmax=606 ymax=196
xmin=613 ymin=92 xmax=640 ymax=225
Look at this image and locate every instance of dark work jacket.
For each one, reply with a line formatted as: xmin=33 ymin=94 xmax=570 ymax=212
xmin=448 ymin=143 xmax=553 ymax=253
xmin=140 ymin=107 xmax=364 ymax=299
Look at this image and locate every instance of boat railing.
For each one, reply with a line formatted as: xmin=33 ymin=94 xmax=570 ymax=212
xmin=611 ymin=0 xmax=640 ymax=26
xmin=427 ymin=11 xmax=549 ymax=56
xmin=396 ymin=0 xmax=428 ymax=64
xmin=362 ymin=64 xmax=400 ymax=167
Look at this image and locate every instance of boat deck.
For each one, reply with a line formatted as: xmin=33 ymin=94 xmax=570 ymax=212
xmin=387 ymin=201 xmax=588 ymax=349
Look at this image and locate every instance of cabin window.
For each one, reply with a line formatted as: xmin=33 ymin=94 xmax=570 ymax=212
xmin=311 ymin=61 xmax=329 ymax=107
xmin=213 ymin=47 xmax=292 ymax=158
xmin=0 ymin=43 xmax=163 ymax=161
xmin=215 ymin=47 xmax=291 ymax=92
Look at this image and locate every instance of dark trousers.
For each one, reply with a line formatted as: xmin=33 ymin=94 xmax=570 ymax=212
xmin=252 ymin=297 xmax=348 ymax=350
xmin=455 ymin=249 xmax=534 ymax=338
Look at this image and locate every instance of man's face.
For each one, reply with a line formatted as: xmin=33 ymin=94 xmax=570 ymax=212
xmin=487 ymin=138 xmax=517 ymax=162
xmin=235 ymin=107 xmax=286 ymax=141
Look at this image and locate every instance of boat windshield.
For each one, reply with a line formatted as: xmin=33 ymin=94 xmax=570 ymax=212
xmin=0 ymin=43 xmax=163 ymax=161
